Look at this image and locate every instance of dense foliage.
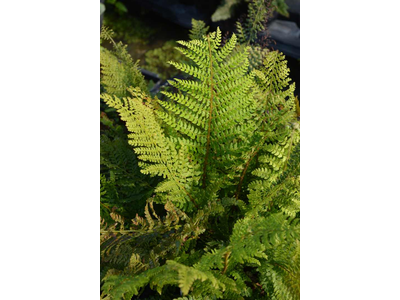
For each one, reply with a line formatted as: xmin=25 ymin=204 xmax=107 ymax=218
xmin=100 ymin=20 xmax=300 ymax=299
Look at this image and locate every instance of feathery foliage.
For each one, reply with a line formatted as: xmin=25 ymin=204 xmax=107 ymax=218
xmin=188 ymin=19 xmax=210 ymax=41
xmin=100 ymin=27 xmax=158 ymax=220
xmin=100 ymin=26 xmax=147 ymax=98
xmin=236 ymin=0 xmax=271 ymax=44
xmin=100 ymin=112 xmax=160 ymax=220
xmin=100 ymin=28 xmax=299 ymax=299
xmin=247 ymin=45 xmax=270 ymax=70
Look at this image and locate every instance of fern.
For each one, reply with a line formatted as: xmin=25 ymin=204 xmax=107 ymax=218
xmin=101 ymin=88 xmax=200 ymax=211
xmin=102 ymin=208 xmax=299 ymax=298
xmin=247 ymin=45 xmax=270 ymax=71
xmin=102 ymin=29 xmax=258 ymax=210
xmin=100 ymin=26 xmax=147 ymax=97
xmin=189 ymin=19 xmax=209 ymax=40
xmin=242 ymin=51 xmax=300 ymax=218
xmin=236 ymin=0 xmax=271 ymax=44
xmin=100 ymin=112 xmax=159 ymax=219
xmin=100 ymin=29 xmax=157 ymax=219
xmin=100 ymin=29 xmax=300 ymax=299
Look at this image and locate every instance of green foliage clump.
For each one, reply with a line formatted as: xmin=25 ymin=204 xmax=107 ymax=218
xmin=100 ymin=27 xmax=159 ymax=222
xmin=236 ymin=0 xmax=271 ymax=44
xmin=144 ymin=41 xmax=189 ymax=80
xmin=100 ymin=112 xmax=159 ymax=221
xmin=100 ymin=27 xmax=148 ymax=97
xmin=247 ymin=45 xmax=270 ymax=70
xmin=100 ymin=28 xmax=299 ymax=299
xmin=222 ymin=1 xmax=272 ymax=73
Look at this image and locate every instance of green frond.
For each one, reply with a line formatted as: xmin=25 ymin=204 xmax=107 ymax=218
xmin=100 ymin=112 xmax=159 ymax=218
xmin=189 ymin=19 xmax=210 ymax=40
xmin=100 ymin=25 xmax=115 ymax=42
xmin=162 ymin=30 xmax=258 ymax=188
xmin=100 ymin=27 xmax=147 ymax=97
xmin=247 ymin=45 xmax=270 ymax=71
xmin=100 ymin=28 xmax=300 ymax=300
xmin=258 ymin=239 xmax=300 ymax=299
xmin=101 ymin=88 xmax=199 ymax=211
xmin=247 ymin=128 xmax=300 ymax=216
xmin=236 ymin=0 xmax=270 ymax=44
xmin=235 ymin=22 xmax=246 ymax=44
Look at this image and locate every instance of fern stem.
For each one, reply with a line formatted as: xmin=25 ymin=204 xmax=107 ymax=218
xmin=100 ymin=201 xmax=111 ymax=212
xmin=222 ymin=251 xmax=231 ymax=274
xmin=235 ymin=146 xmax=261 ymax=200
xmin=202 ymin=35 xmax=215 ymax=188
xmin=283 ymin=128 xmax=295 ymax=172
xmin=235 ymin=133 xmax=269 ymax=200
xmin=180 ymin=184 xmax=199 ymax=209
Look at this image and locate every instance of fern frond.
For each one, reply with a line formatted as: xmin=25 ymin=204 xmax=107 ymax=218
xmin=100 ymin=28 xmax=300 ymax=300
xmin=258 ymin=240 xmax=300 ymax=299
xmin=100 ymin=27 xmax=147 ymax=97
xmin=161 ymin=29 xmax=257 ymax=189
xmin=101 ymin=88 xmax=199 ymax=211
xmin=247 ymin=45 xmax=269 ymax=71
xmin=236 ymin=0 xmax=271 ymax=45
xmin=100 ymin=114 xmax=159 ymax=217
xmin=189 ymin=19 xmax=210 ymax=40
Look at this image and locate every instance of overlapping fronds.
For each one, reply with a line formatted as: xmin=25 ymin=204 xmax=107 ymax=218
xmin=100 ymin=113 xmax=159 ymax=219
xmin=101 ymin=200 xmax=222 ymax=296
xmin=231 ymin=50 xmax=298 ymax=202
xmin=102 ymin=209 xmax=299 ymax=299
xmin=101 ymin=200 xmax=201 ymax=272
xmin=236 ymin=0 xmax=271 ymax=44
xmin=248 ymin=141 xmax=300 ymax=218
xmin=100 ymin=26 xmax=147 ymax=97
xmin=247 ymin=45 xmax=270 ymax=70
xmin=161 ymin=28 xmax=257 ymax=189
xmin=258 ymin=238 xmax=300 ymax=299
xmin=245 ymin=50 xmax=299 ymax=217
xmin=101 ymin=87 xmax=200 ymax=211
xmin=100 ymin=28 xmax=300 ymax=300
